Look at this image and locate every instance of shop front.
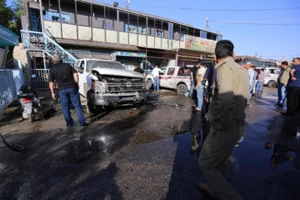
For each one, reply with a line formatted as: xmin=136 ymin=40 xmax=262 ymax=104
xmin=113 ymin=51 xmax=147 ymax=71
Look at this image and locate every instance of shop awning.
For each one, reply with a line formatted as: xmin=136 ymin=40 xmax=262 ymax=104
xmin=0 ymin=25 xmax=19 ymax=47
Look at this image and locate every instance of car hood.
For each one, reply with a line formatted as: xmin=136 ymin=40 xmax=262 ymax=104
xmin=92 ymin=67 xmax=144 ymax=78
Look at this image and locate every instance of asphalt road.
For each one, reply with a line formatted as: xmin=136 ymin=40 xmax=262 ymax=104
xmin=0 ymin=88 xmax=299 ymax=200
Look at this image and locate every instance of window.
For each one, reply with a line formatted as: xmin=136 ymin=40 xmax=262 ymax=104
xmin=124 ymin=24 xmax=138 ymax=33
xmin=44 ymin=11 xmax=70 ymax=23
xmin=155 ymin=29 xmax=163 ymax=37
xmin=200 ymin=31 xmax=207 ymax=39
xmin=138 ymin=27 xmax=146 ymax=34
xmin=87 ymin=61 xmax=125 ymax=72
xmin=167 ymin=68 xmax=175 ymax=75
xmin=179 ymin=34 xmax=185 ymax=41
xmin=216 ymin=34 xmax=223 ymax=41
xmin=129 ymin=25 xmax=137 ymax=33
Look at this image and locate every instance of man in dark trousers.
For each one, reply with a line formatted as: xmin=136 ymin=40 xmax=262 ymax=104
xmin=285 ymin=57 xmax=300 ymax=114
xmin=48 ymin=54 xmax=88 ymax=128
xmin=198 ymin=40 xmax=249 ymax=200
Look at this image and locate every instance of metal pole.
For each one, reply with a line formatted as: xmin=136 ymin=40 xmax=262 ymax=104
xmin=39 ymin=0 xmax=45 ymax=33
xmin=117 ymin=9 xmax=119 ymax=44
xmin=58 ymin=0 xmax=62 ymax=38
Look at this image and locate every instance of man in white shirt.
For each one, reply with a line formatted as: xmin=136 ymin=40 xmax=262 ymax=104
xmin=245 ymin=62 xmax=255 ymax=104
xmin=151 ymin=65 xmax=162 ymax=91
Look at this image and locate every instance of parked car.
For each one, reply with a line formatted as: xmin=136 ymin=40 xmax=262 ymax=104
xmin=74 ymin=59 xmax=147 ymax=113
xmin=146 ymin=66 xmax=191 ymax=95
xmin=256 ymin=67 xmax=280 ymax=88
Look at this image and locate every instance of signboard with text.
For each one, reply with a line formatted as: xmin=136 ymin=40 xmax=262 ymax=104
xmin=185 ymin=35 xmax=216 ymax=53
xmin=116 ymin=51 xmax=146 ymax=58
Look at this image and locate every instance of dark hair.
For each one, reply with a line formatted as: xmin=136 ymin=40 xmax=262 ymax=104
xmin=215 ymin=40 xmax=234 ymax=59
xmin=281 ymin=61 xmax=288 ymax=66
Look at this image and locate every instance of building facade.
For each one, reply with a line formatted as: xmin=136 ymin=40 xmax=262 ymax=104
xmin=22 ymin=0 xmax=222 ymax=71
xmin=236 ymin=56 xmax=278 ymax=68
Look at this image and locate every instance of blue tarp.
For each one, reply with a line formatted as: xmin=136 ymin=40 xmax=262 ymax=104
xmin=0 ymin=25 xmax=19 ymax=47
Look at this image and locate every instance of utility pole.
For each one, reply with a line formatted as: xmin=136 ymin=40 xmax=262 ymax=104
xmin=204 ymin=18 xmax=209 ymax=30
xmin=125 ymin=0 xmax=130 ymax=9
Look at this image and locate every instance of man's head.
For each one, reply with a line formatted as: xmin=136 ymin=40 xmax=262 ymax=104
xmin=214 ymin=40 xmax=234 ymax=62
xmin=243 ymin=62 xmax=253 ymax=70
xmin=53 ymin=54 xmax=61 ymax=64
xmin=292 ymin=57 xmax=300 ymax=66
xmin=196 ymin=59 xmax=205 ymax=67
xmin=133 ymin=63 xmax=139 ymax=68
xmin=281 ymin=61 xmax=288 ymax=69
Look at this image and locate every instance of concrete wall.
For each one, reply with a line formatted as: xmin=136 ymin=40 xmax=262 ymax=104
xmin=44 ymin=22 xmax=177 ymax=49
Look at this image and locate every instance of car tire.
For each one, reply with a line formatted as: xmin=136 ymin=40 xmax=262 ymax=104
xmin=146 ymin=79 xmax=153 ymax=90
xmin=87 ymin=90 xmax=102 ymax=114
xmin=268 ymin=80 xmax=277 ymax=88
xmin=177 ymin=84 xmax=188 ymax=95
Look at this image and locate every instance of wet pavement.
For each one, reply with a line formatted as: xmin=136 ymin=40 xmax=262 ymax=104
xmin=0 ymin=88 xmax=300 ymax=199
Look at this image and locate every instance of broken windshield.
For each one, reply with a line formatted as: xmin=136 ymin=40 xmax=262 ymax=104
xmin=87 ymin=60 xmax=125 ymax=72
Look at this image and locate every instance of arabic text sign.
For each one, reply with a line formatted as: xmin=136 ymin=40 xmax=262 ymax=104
xmin=185 ymin=35 xmax=216 ymax=53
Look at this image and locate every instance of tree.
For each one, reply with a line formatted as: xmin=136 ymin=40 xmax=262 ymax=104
xmin=10 ymin=0 xmax=24 ymax=37
xmin=0 ymin=0 xmax=15 ymax=30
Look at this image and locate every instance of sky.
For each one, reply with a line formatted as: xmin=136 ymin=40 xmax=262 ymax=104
xmin=6 ymin=0 xmax=300 ymax=60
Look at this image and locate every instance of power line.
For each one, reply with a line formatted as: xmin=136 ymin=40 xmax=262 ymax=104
xmin=211 ymin=18 xmax=300 ymax=23
xmin=133 ymin=4 xmax=300 ymax=12
xmin=210 ymin=20 xmax=300 ymax=26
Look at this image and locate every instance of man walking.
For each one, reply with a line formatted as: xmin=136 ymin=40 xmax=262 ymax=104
xmin=276 ymin=61 xmax=290 ymax=108
xmin=198 ymin=40 xmax=249 ymax=200
xmin=285 ymin=58 xmax=300 ymax=114
xmin=48 ymin=54 xmax=88 ymax=128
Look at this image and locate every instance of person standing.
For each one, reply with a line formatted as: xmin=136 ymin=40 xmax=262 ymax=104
xmin=188 ymin=64 xmax=200 ymax=98
xmin=48 ymin=54 xmax=88 ymax=128
xmin=198 ymin=40 xmax=249 ymax=200
xmin=194 ymin=60 xmax=206 ymax=112
xmin=255 ymin=68 xmax=266 ymax=96
xmin=275 ymin=61 xmax=290 ymax=108
xmin=151 ymin=65 xmax=161 ymax=92
xmin=285 ymin=58 xmax=300 ymax=114
xmin=245 ymin=62 xmax=255 ymax=104
xmin=133 ymin=63 xmax=146 ymax=77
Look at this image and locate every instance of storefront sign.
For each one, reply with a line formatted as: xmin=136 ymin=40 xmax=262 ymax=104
xmin=185 ymin=35 xmax=216 ymax=53
xmin=116 ymin=51 xmax=146 ymax=57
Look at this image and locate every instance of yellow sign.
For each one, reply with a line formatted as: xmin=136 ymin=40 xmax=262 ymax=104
xmin=185 ymin=35 xmax=216 ymax=53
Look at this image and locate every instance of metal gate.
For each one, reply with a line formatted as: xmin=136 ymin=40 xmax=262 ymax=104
xmin=31 ymin=69 xmax=50 ymax=90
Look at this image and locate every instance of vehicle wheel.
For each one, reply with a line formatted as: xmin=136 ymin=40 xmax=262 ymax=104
xmin=146 ymin=79 xmax=153 ymax=90
xmin=87 ymin=90 xmax=102 ymax=114
xmin=268 ymin=80 xmax=277 ymax=88
xmin=177 ymin=84 xmax=188 ymax=95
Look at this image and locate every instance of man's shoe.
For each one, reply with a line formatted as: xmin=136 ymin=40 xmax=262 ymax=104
xmin=80 ymin=122 xmax=89 ymax=127
xmin=197 ymin=183 xmax=218 ymax=200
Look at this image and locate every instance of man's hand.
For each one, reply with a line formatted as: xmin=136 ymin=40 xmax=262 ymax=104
xmin=51 ymin=93 xmax=56 ymax=100
xmin=194 ymin=86 xmax=198 ymax=90
xmin=292 ymin=77 xmax=297 ymax=81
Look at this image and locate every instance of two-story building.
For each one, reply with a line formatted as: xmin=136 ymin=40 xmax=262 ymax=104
xmin=22 ymin=0 xmax=222 ymax=72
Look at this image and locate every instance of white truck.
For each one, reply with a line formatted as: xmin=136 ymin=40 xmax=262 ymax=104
xmin=146 ymin=66 xmax=191 ymax=95
xmin=74 ymin=59 xmax=147 ymax=113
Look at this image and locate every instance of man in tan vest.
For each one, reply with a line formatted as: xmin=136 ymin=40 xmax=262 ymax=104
xmin=198 ymin=40 xmax=249 ymax=200
xmin=276 ymin=61 xmax=291 ymax=108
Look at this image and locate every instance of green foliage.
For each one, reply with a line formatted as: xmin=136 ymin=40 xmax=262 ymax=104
xmin=0 ymin=0 xmax=15 ymax=30
xmin=0 ymin=0 xmax=24 ymax=37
